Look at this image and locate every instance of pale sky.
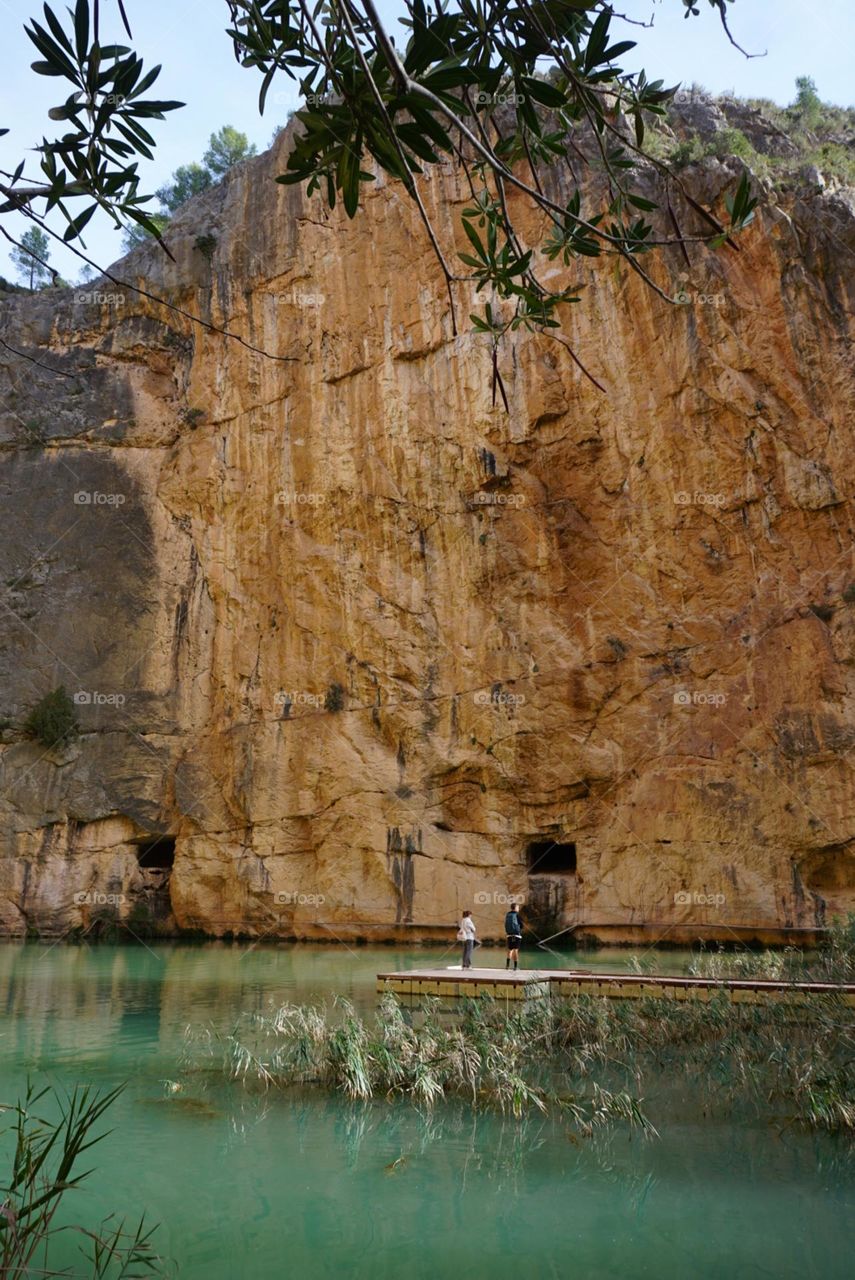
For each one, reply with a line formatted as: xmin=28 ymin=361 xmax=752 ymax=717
xmin=0 ymin=0 xmax=852 ymax=282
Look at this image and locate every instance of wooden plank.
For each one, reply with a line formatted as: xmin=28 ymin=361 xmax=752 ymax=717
xmin=375 ymin=967 xmax=855 ymax=1004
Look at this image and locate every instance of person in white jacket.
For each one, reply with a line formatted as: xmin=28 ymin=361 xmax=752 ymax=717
xmin=459 ymin=910 xmax=477 ymax=969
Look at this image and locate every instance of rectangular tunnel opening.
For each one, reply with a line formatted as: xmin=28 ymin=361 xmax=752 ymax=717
xmin=527 ymin=840 xmax=577 ymax=875
xmin=135 ymin=836 xmax=176 ymax=871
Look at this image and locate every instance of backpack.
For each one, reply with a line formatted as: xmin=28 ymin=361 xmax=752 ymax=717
xmin=504 ymin=910 xmax=520 ymax=935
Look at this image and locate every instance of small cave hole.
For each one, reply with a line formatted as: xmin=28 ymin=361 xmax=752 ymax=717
xmin=135 ymin=837 xmax=176 ymax=871
xmin=527 ymin=840 xmax=576 ymax=875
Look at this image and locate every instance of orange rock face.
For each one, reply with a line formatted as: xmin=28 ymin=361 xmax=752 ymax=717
xmin=0 ymin=132 xmax=853 ymax=945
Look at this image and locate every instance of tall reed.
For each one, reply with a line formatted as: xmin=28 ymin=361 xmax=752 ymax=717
xmin=0 ymin=1081 xmax=166 ymax=1279
xmin=186 ymin=919 xmax=855 ymax=1136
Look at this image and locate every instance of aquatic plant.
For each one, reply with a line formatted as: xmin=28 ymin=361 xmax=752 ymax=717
xmin=187 ymin=994 xmax=654 ymax=1135
xmin=686 ymin=915 xmax=855 ymax=984
xmin=0 ymin=1081 xmax=166 ymax=1278
xmin=186 ymin=923 xmax=855 ymax=1137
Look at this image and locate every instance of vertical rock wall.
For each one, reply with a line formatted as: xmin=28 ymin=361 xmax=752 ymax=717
xmin=0 ymin=128 xmax=853 ymax=943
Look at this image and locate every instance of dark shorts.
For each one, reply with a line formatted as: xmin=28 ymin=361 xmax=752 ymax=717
xmin=506 ymin=935 xmax=522 ymax=949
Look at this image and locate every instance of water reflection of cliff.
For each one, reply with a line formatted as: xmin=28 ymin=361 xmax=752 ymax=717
xmin=0 ymin=941 xmax=411 ymax=1068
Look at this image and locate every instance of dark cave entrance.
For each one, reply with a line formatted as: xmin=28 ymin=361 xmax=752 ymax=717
xmin=524 ymin=840 xmax=578 ymax=936
xmin=135 ymin=836 xmax=176 ymax=870
xmin=526 ymin=840 xmax=577 ymax=875
xmin=130 ymin=836 xmax=176 ymax=932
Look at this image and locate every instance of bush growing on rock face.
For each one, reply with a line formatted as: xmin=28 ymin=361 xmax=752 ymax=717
xmin=324 ymin=682 xmax=346 ymax=713
xmin=23 ymin=686 xmax=79 ymax=748
xmin=194 ymin=233 xmax=218 ymax=261
xmin=179 ymin=406 xmax=206 ymax=428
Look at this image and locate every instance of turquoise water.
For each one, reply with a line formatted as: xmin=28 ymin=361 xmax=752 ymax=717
xmin=0 ymin=941 xmax=852 ymax=1279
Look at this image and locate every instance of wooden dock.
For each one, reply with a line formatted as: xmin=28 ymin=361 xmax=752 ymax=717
xmin=377 ymin=967 xmax=855 ymax=1006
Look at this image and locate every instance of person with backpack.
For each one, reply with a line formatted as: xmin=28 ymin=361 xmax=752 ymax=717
xmin=458 ymin=910 xmax=477 ymax=969
xmin=504 ymin=903 xmax=523 ymax=970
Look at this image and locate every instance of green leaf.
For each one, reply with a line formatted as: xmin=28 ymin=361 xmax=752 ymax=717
xmin=396 ymin=122 xmax=440 ymax=164
xmin=339 ymin=143 xmax=361 ymax=218
xmin=73 ymin=0 xmax=89 ymax=61
xmin=30 ymin=59 xmax=66 ymax=76
xmin=584 ymin=10 xmax=610 ymax=72
xmin=602 ymin=40 xmax=635 ymax=62
xmin=627 ymin=193 xmax=657 ymax=212
xmin=523 ymin=77 xmax=566 ymax=108
xmin=462 ymin=219 xmax=487 ymax=262
xmin=63 ymin=202 xmax=96 ymax=240
xmin=43 ymin=5 xmax=76 ymax=58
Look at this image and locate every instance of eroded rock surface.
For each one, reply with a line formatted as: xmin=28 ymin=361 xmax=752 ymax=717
xmin=1 ymin=125 xmax=853 ymax=944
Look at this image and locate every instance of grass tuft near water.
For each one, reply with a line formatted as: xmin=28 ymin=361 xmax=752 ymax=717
xmin=185 ymin=920 xmax=855 ymax=1137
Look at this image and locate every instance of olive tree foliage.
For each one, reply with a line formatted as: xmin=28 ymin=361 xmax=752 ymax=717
xmin=225 ymin=0 xmax=757 ymax=391
xmin=0 ymin=0 xmax=757 ymax=384
xmin=0 ymin=1 xmax=182 ymax=254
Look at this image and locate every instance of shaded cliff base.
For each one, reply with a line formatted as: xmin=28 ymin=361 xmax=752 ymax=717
xmin=0 ymin=810 xmax=843 ymax=950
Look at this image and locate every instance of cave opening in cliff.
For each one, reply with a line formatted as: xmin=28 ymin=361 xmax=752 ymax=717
xmin=135 ymin=837 xmax=176 ymax=870
xmin=527 ymin=841 xmax=576 ymax=875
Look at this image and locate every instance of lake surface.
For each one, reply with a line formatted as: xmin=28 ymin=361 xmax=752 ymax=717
xmin=0 ymin=941 xmax=852 ymax=1279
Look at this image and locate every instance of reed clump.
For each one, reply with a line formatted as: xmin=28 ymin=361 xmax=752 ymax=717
xmin=0 ymin=1081 xmax=166 ymax=1279
xmin=186 ymin=995 xmax=653 ymax=1134
xmin=187 ymin=920 xmax=855 ymax=1136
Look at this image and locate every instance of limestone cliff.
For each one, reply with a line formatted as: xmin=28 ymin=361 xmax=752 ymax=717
xmin=1 ymin=110 xmax=853 ymax=945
